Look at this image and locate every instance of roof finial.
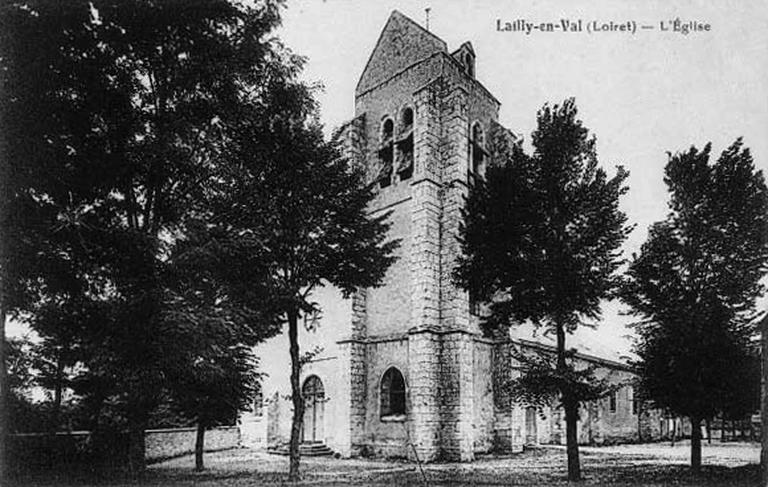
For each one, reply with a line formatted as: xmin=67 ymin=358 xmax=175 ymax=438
xmin=425 ymin=7 xmax=431 ymax=31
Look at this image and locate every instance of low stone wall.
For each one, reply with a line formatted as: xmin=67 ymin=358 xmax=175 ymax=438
xmin=8 ymin=426 xmax=241 ymax=471
xmin=146 ymin=426 xmax=241 ymax=462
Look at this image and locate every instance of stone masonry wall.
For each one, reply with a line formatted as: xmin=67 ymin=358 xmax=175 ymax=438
xmin=439 ymin=331 xmax=475 ymax=460
xmin=365 ymin=193 xmax=413 ymax=336
xmin=438 ymin=80 xmax=470 ymax=334
xmin=344 ymin=340 xmax=368 ymax=456
xmin=363 ymin=337 xmax=410 ymax=458
xmin=145 ymin=426 xmax=240 ymax=462
xmin=491 ymin=341 xmax=525 ymax=453
xmin=407 ymin=329 xmax=441 ymax=461
xmin=535 ymin=362 xmax=646 ymax=445
xmin=348 ymin=16 xmax=526 ymax=462
xmin=473 ymin=340 xmax=495 ymax=454
xmin=357 ymin=59 xmax=445 ymax=340
xmin=335 ymin=111 xmax=370 ymax=456
xmin=335 ymin=113 xmax=367 ymax=171
xmin=639 ymin=403 xmax=664 ymax=441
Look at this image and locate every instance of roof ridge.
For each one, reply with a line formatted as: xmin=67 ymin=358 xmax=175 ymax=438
xmin=391 ymin=9 xmax=446 ymax=48
xmin=354 ymin=10 xmax=447 ymax=95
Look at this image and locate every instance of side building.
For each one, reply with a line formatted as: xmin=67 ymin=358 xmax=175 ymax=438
xmin=240 ymin=10 xmax=661 ymax=461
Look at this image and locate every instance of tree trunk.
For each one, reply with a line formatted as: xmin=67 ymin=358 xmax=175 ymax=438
xmin=564 ymin=399 xmax=581 ymax=481
xmin=126 ymin=412 xmax=147 ymax=477
xmin=705 ymin=418 xmax=711 ymax=444
xmin=195 ymin=420 xmax=205 ymax=471
xmin=0 ymin=303 xmax=7 ymax=482
xmin=690 ymin=416 xmax=702 ymax=473
xmin=721 ymin=416 xmax=725 ymax=442
xmin=671 ymin=419 xmax=676 ymax=447
xmin=287 ymin=309 xmax=304 ymax=482
xmin=50 ymin=349 xmax=64 ymax=433
xmin=556 ymin=322 xmax=581 ymax=481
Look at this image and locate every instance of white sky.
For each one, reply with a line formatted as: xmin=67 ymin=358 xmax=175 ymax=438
xmin=276 ymin=0 xmax=768 ymax=354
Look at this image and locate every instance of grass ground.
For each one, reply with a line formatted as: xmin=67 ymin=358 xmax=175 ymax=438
xmin=11 ymin=440 xmax=762 ymax=486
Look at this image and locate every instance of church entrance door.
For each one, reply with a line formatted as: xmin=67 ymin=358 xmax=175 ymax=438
xmin=302 ymin=375 xmax=325 ymax=443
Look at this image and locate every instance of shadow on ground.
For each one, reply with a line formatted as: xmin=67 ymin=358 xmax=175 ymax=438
xmin=9 ymin=443 xmax=762 ymax=486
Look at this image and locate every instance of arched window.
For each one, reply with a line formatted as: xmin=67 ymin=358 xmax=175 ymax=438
xmin=396 ymin=107 xmax=414 ymax=181
xmin=470 ymin=122 xmax=486 ymax=179
xmin=379 ymin=118 xmax=394 ymax=188
xmin=401 ymin=107 xmax=413 ymax=129
xmin=380 ymin=367 xmax=406 ymax=417
xmin=382 ymin=118 xmax=394 ymax=141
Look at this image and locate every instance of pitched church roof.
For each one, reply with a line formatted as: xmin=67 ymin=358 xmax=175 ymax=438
xmin=356 ymin=10 xmax=447 ymax=96
xmin=511 ymin=321 xmax=636 ymax=369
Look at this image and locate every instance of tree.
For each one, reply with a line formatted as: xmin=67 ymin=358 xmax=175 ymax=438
xmin=27 ymin=301 xmax=87 ymax=433
xmin=455 ymin=98 xmax=631 ymax=481
xmin=5 ymin=338 xmax=41 ymax=433
xmin=721 ymin=348 xmax=761 ymax=424
xmin=4 ymin=336 xmax=84 ymax=435
xmin=166 ymin=337 xmax=260 ymax=472
xmin=0 ymin=0 xmax=297 ymax=473
xmin=211 ymin=84 xmax=398 ymax=479
xmin=161 ymin=219 xmax=280 ymax=471
xmin=622 ymin=140 xmax=768 ymax=472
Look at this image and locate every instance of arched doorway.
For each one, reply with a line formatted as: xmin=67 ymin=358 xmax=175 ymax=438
xmin=302 ymin=375 xmax=325 ymax=443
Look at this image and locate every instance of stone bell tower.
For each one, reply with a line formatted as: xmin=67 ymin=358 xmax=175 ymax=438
xmin=335 ymin=10 xmax=523 ymax=461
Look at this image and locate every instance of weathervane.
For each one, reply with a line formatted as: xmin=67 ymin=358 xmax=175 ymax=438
xmin=425 ymin=7 xmax=431 ymax=31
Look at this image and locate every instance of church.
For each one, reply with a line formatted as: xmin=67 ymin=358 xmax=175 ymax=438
xmin=240 ymin=10 xmax=662 ymax=461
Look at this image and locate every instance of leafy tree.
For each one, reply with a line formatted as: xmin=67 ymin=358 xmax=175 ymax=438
xmin=4 ymin=338 xmax=49 ymax=435
xmin=180 ymin=347 xmax=259 ymax=472
xmin=165 ymin=335 xmax=260 ymax=472
xmin=5 ymin=338 xmax=35 ymax=396
xmin=455 ymin=98 xmax=631 ymax=481
xmin=4 ymin=336 xmax=85 ymax=434
xmin=212 ymin=87 xmax=398 ymax=479
xmin=622 ymin=140 xmax=768 ymax=472
xmin=27 ymin=301 xmax=88 ymax=433
xmin=0 ymin=0 xmax=297 ymax=473
xmin=721 ymin=348 xmax=761 ymax=423
xmin=160 ymin=220 xmax=280 ymax=471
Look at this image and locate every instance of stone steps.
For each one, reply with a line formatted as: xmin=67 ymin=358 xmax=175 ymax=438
xmin=267 ymin=442 xmax=336 ymax=457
